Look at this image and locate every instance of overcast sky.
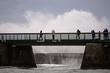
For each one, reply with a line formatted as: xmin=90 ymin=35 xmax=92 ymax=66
xmin=0 ymin=0 xmax=110 ymax=33
xmin=0 ymin=0 xmax=110 ymax=53
xmin=0 ymin=0 xmax=110 ymax=23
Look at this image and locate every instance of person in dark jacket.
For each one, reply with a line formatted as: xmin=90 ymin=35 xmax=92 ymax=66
xmin=98 ymin=31 xmax=101 ymax=40
xmin=103 ymin=28 xmax=108 ymax=40
xmin=52 ymin=30 xmax=55 ymax=40
xmin=76 ymin=29 xmax=81 ymax=39
xmin=39 ymin=30 xmax=43 ymax=40
xmin=91 ymin=30 xmax=95 ymax=40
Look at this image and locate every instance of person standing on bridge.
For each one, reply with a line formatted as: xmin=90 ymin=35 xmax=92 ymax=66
xmin=98 ymin=31 xmax=101 ymax=40
xmin=52 ymin=30 xmax=55 ymax=40
xmin=103 ymin=28 xmax=108 ymax=40
xmin=91 ymin=30 xmax=95 ymax=40
xmin=76 ymin=29 xmax=81 ymax=39
xmin=39 ymin=30 xmax=43 ymax=41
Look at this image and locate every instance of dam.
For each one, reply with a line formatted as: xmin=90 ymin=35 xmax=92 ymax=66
xmin=0 ymin=32 xmax=110 ymax=69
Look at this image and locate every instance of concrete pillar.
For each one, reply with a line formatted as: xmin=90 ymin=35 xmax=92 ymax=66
xmin=9 ymin=45 xmax=36 ymax=67
xmin=81 ymin=43 xmax=110 ymax=69
xmin=0 ymin=44 xmax=8 ymax=66
xmin=103 ymin=45 xmax=110 ymax=68
xmin=0 ymin=44 xmax=36 ymax=67
xmin=81 ymin=43 xmax=104 ymax=69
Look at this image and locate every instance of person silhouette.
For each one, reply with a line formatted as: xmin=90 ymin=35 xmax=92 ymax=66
xmin=52 ymin=30 xmax=55 ymax=40
xmin=76 ymin=29 xmax=81 ymax=39
xmin=98 ymin=31 xmax=101 ymax=40
xmin=103 ymin=28 xmax=108 ymax=40
xmin=39 ymin=30 xmax=43 ymax=40
xmin=91 ymin=30 xmax=95 ymax=40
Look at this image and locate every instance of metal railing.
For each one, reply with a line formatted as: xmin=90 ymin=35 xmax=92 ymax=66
xmin=0 ymin=32 xmax=110 ymax=41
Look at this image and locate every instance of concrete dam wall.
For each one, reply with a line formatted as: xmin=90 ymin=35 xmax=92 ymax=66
xmin=81 ymin=43 xmax=110 ymax=69
xmin=0 ymin=44 xmax=36 ymax=67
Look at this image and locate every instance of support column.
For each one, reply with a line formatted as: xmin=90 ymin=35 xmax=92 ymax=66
xmin=81 ymin=43 xmax=105 ymax=69
xmin=103 ymin=45 xmax=110 ymax=68
xmin=0 ymin=43 xmax=36 ymax=67
xmin=0 ymin=44 xmax=8 ymax=66
xmin=81 ymin=43 xmax=110 ymax=69
xmin=10 ymin=45 xmax=36 ymax=67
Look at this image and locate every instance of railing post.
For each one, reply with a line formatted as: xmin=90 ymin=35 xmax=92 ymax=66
xmin=84 ymin=34 xmax=86 ymax=40
xmin=5 ymin=34 xmax=7 ymax=40
xmin=29 ymin=34 xmax=30 ymax=40
xmin=0 ymin=35 xmax=1 ymax=40
xmin=2 ymin=35 xmax=4 ymax=40
xmin=17 ymin=34 xmax=18 ymax=40
xmin=36 ymin=34 xmax=38 ymax=40
xmin=44 ymin=34 xmax=46 ymax=41
xmin=75 ymin=33 xmax=77 ymax=39
xmin=9 ymin=35 xmax=11 ymax=40
xmin=1 ymin=35 xmax=3 ymax=41
xmin=21 ymin=34 xmax=22 ymax=40
xmin=60 ymin=34 xmax=61 ymax=40
xmin=108 ymin=33 xmax=110 ymax=40
xmin=13 ymin=34 xmax=14 ymax=40
xmin=68 ymin=34 xmax=69 ymax=40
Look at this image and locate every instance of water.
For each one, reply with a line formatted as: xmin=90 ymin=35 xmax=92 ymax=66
xmin=34 ymin=53 xmax=83 ymax=69
xmin=0 ymin=67 xmax=110 ymax=73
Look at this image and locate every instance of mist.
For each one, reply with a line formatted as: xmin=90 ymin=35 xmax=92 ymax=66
xmin=0 ymin=9 xmax=109 ymax=33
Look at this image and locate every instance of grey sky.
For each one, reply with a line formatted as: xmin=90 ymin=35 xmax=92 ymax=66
xmin=0 ymin=0 xmax=110 ymax=24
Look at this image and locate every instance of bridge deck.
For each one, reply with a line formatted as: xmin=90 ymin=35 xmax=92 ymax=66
xmin=0 ymin=33 xmax=110 ymax=45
